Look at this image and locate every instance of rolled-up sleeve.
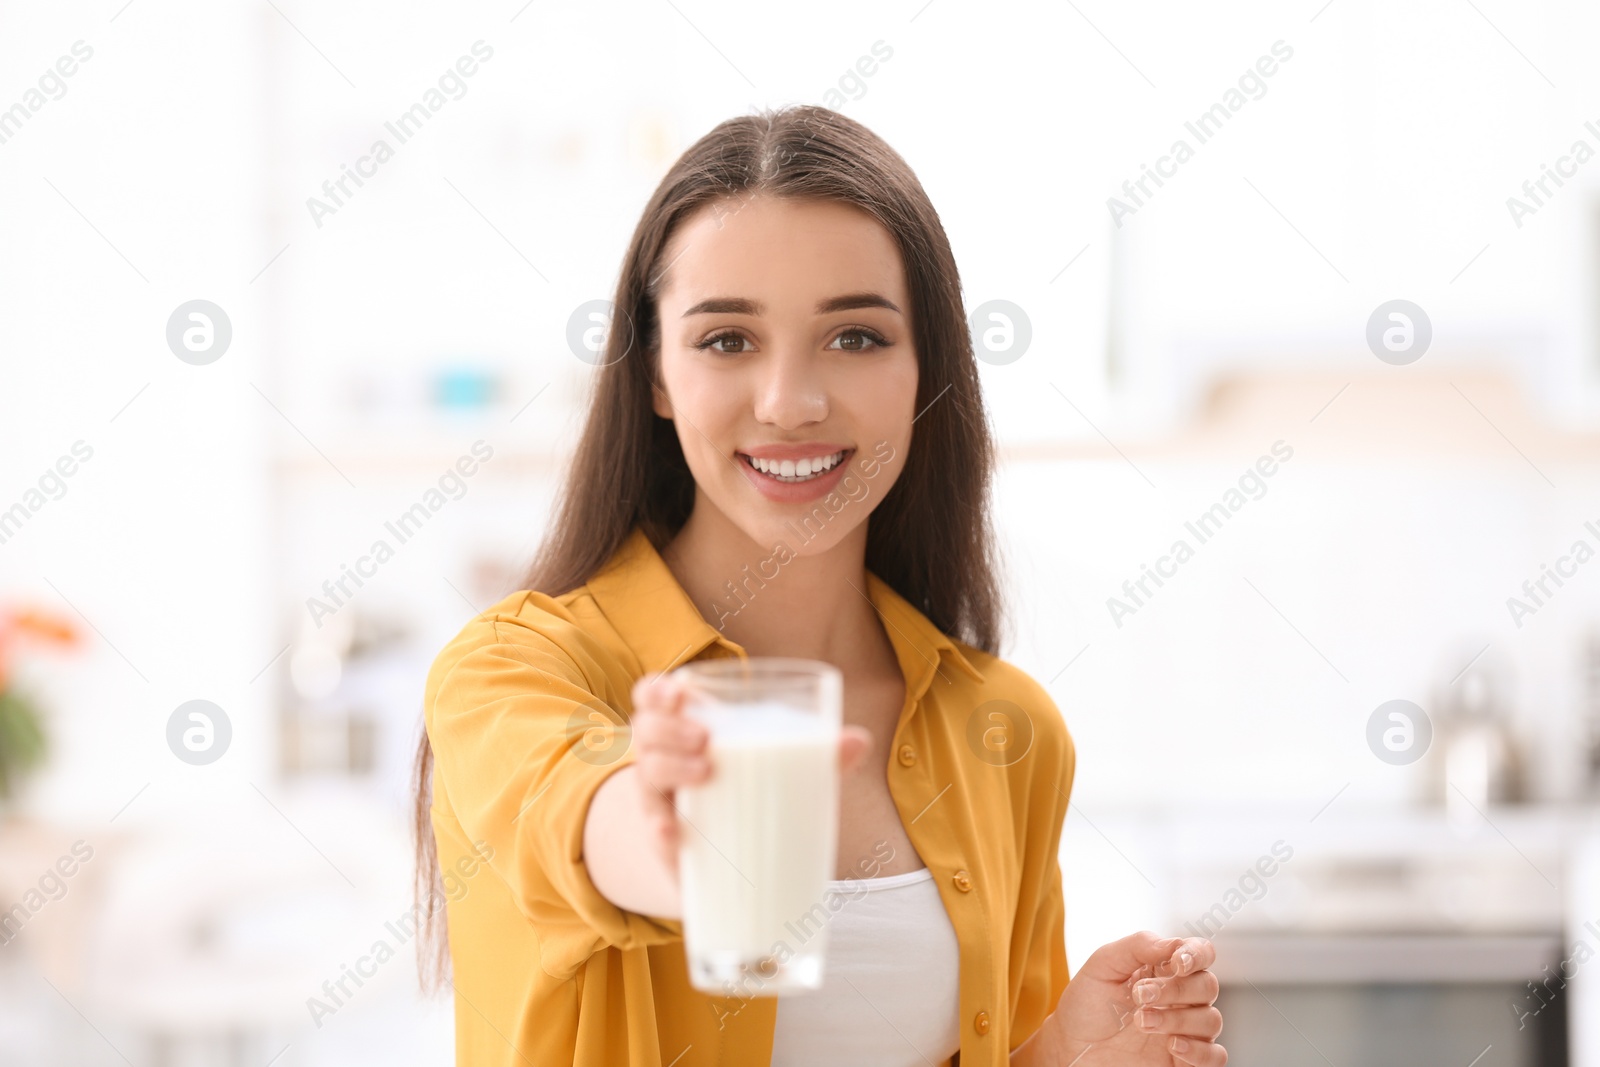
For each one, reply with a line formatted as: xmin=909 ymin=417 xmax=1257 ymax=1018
xmin=1007 ymin=692 xmax=1076 ymax=1048
xmin=424 ymin=606 xmax=682 ymax=980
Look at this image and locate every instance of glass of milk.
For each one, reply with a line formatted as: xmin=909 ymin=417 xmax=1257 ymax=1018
xmin=671 ymin=657 xmax=842 ymax=996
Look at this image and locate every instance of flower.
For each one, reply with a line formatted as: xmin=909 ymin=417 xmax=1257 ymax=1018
xmin=0 ymin=604 xmax=82 ymax=801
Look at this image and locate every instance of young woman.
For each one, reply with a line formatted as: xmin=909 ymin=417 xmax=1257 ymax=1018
xmin=413 ymin=105 xmax=1226 ymax=1067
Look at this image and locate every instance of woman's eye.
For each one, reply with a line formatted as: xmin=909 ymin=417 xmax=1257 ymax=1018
xmin=829 ymin=328 xmax=887 ymax=352
xmin=698 ymin=332 xmax=750 ymax=354
xmin=696 ymin=328 xmax=886 ymax=354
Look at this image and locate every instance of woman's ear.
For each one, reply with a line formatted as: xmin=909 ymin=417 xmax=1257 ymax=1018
xmin=650 ymin=380 xmax=672 ymax=419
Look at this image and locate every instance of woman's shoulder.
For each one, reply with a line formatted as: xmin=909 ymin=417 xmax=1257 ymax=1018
xmin=424 ymin=583 xmax=624 ymax=693
xmin=431 ymin=585 xmax=586 ymax=647
xmin=947 ymin=640 xmax=1075 ymax=767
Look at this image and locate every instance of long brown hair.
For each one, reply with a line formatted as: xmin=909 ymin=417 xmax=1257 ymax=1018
xmin=412 ymin=103 xmax=1004 ymax=992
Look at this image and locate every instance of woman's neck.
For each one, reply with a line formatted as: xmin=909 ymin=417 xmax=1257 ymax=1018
xmin=660 ymin=502 xmax=893 ymax=674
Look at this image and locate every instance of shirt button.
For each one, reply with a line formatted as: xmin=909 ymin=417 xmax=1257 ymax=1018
xmin=974 ymin=1010 xmax=990 ymax=1035
xmin=897 ymin=744 xmax=917 ymax=766
xmin=952 ymin=869 xmax=973 ymax=893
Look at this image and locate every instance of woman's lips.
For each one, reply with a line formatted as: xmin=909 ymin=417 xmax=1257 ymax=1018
xmin=735 ymin=447 xmax=856 ymax=504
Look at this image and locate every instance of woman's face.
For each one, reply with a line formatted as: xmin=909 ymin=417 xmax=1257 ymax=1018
xmin=651 ymin=194 xmax=919 ymax=556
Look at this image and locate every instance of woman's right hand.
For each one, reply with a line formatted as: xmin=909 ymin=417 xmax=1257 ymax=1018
xmin=627 ymin=670 xmax=874 ymax=885
xmin=628 ymin=671 xmax=708 ymax=880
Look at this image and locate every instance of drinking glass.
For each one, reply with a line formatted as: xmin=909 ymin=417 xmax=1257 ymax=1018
xmin=671 ymin=657 xmax=842 ymax=995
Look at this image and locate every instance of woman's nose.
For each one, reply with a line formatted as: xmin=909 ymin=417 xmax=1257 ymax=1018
xmin=751 ymin=346 xmax=829 ymax=429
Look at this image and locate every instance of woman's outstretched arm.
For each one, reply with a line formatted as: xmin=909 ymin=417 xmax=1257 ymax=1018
xmin=582 ymin=672 xmax=701 ymax=918
xmin=585 ymin=762 xmax=685 ymax=917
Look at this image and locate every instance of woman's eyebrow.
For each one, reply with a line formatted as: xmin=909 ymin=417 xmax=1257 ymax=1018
xmin=680 ymin=292 xmax=902 ymax=317
xmin=817 ymin=291 xmax=901 ymax=315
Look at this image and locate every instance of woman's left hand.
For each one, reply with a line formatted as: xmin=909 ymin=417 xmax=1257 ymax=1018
xmin=1045 ymin=931 xmax=1226 ymax=1066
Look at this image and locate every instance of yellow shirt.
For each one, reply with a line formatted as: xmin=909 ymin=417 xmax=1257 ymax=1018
xmin=424 ymin=526 xmax=1076 ymax=1066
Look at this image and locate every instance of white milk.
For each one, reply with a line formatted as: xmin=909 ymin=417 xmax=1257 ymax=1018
xmin=677 ymin=699 xmax=837 ymax=995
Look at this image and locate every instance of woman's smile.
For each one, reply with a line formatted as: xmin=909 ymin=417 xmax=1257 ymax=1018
xmin=736 ymin=444 xmax=857 ymax=502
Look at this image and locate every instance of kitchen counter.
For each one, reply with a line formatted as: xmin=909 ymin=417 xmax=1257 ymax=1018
xmin=1060 ymin=802 xmax=1600 ymax=1066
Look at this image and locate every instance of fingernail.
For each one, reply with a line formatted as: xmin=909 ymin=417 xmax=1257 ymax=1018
xmin=1179 ymin=950 xmax=1194 ymax=973
xmin=1138 ymin=1009 xmax=1157 ymax=1031
xmin=1171 ymin=1036 xmax=1190 ymax=1055
xmin=1135 ymin=979 xmax=1158 ymax=1004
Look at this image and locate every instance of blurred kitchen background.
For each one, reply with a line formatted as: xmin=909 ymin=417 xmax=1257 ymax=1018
xmin=3 ymin=0 xmax=1600 ymax=1064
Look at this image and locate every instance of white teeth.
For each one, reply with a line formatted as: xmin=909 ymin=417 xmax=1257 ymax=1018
xmin=744 ymin=450 xmax=848 ymax=482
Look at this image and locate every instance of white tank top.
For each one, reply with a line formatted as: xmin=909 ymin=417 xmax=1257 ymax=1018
xmin=769 ymin=866 xmax=961 ymax=1066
